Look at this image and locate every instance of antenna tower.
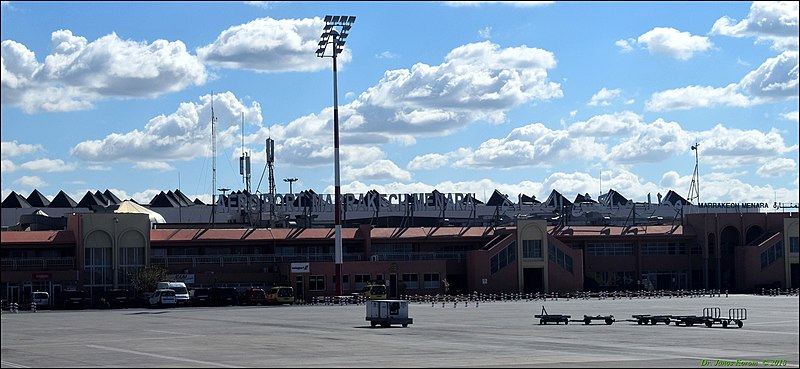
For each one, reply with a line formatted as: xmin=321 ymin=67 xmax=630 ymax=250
xmin=266 ymin=137 xmax=276 ymax=228
xmin=211 ymin=92 xmax=217 ymax=227
xmin=239 ymin=112 xmax=251 ymax=193
xmin=687 ymin=143 xmax=700 ymax=205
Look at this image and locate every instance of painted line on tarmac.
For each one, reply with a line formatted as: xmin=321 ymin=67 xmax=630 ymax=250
xmin=85 ymin=345 xmax=240 ymax=368
xmin=145 ymin=329 xmax=204 ymax=337
xmin=0 ymin=360 xmax=30 ymax=368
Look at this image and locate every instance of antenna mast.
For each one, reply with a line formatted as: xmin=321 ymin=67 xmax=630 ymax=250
xmin=267 ymin=137 xmax=276 ymax=228
xmin=211 ymin=93 xmax=217 ymax=227
xmin=239 ymin=112 xmax=251 ymax=193
xmin=687 ymin=143 xmax=700 ymax=205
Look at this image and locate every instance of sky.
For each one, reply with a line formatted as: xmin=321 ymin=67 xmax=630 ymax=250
xmin=1 ymin=1 xmax=798 ymax=207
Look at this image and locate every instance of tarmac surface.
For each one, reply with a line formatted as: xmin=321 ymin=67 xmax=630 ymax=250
xmin=1 ymin=294 xmax=798 ymax=368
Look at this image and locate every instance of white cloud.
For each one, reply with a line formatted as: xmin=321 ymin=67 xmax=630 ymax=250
xmin=479 ymin=27 xmax=492 ymax=39
xmin=13 ymin=175 xmax=45 ymax=188
xmin=2 ymin=30 xmax=207 ymax=113
xmin=635 ymin=27 xmax=713 ymax=60
xmin=615 ymin=39 xmax=634 ymax=53
xmin=756 ymin=157 xmax=797 ymax=178
xmin=605 ymin=119 xmax=692 ymax=164
xmin=1 ymin=141 xmax=42 ymax=157
xmin=71 ymin=91 xmax=262 ymax=162
xmin=645 ymin=84 xmax=752 ymax=112
xmin=568 ymin=111 xmax=643 ymax=137
xmin=587 ymin=88 xmax=621 ymax=106
xmin=375 ymin=51 xmax=397 ymax=59
xmin=342 ymin=160 xmax=412 ymax=182
xmin=710 ymin=1 xmax=799 ymax=52
xmin=134 ymin=161 xmax=175 ymax=172
xmin=407 ymin=153 xmax=451 ymax=170
xmin=19 ymin=158 xmax=77 ymax=172
xmin=738 ymin=51 xmax=798 ymax=100
xmin=781 ymin=111 xmax=799 ymax=122
xmin=1 ymin=159 xmax=15 ymax=173
xmin=197 ymin=17 xmax=345 ymax=73
xmin=697 ymin=125 xmax=798 ymax=169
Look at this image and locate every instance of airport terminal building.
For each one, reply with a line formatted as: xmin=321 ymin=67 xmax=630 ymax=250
xmin=1 ymin=188 xmax=798 ymax=306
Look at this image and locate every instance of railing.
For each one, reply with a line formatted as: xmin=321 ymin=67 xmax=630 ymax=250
xmin=1 ymin=257 xmax=75 ymax=270
xmin=150 ymin=253 xmax=367 ymax=267
xmin=374 ymin=252 xmax=465 ymax=262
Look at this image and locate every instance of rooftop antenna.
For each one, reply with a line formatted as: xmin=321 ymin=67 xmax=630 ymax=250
xmin=239 ymin=112 xmax=251 ymax=193
xmin=687 ymin=143 xmax=700 ymax=205
xmin=211 ymin=92 xmax=218 ymax=227
xmin=267 ymin=135 xmax=276 ymax=228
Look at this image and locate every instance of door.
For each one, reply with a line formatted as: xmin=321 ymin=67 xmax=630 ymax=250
xmin=295 ymin=276 xmax=304 ymax=303
xmin=389 ymin=274 xmax=397 ymax=298
xmin=8 ymin=284 xmax=19 ymax=303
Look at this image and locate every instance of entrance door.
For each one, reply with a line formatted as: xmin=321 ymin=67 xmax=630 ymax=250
xmin=523 ymin=268 xmax=544 ymax=293
xmin=295 ymin=276 xmax=304 ymax=303
xmin=8 ymin=284 xmax=19 ymax=303
xmin=389 ymin=274 xmax=397 ymax=298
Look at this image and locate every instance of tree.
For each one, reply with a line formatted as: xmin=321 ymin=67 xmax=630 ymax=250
xmin=128 ymin=265 xmax=168 ymax=294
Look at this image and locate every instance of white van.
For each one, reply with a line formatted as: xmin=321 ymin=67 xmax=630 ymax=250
xmin=157 ymin=281 xmax=190 ymax=305
xmin=31 ymin=291 xmax=49 ymax=309
xmin=148 ymin=289 xmax=176 ymax=307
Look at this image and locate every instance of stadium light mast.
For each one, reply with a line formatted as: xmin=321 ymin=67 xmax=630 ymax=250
xmin=317 ymin=15 xmax=355 ymax=296
xmin=283 ymin=177 xmax=298 ymax=194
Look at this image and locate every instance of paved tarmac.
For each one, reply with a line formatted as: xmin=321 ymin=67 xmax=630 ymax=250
xmin=1 ymin=294 xmax=798 ymax=368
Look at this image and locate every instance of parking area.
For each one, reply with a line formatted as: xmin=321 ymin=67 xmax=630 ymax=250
xmin=2 ymin=294 xmax=798 ymax=368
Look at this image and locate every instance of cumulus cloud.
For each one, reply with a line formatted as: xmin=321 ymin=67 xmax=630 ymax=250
xmin=645 ymin=84 xmax=752 ymax=112
xmin=568 ymin=111 xmax=643 ymax=137
xmin=710 ymin=1 xmax=799 ymax=52
xmin=19 ymin=158 xmax=77 ymax=172
xmin=2 ymin=30 xmax=207 ymax=113
xmin=407 ymin=153 xmax=451 ymax=170
xmin=781 ymin=111 xmax=799 ymax=122
xmin=342 ymin=160 xmax=412 ymax=182
xmin=756 ymin=157 xmax=797 ymax=177
xmin=696 ymin=124 xmax=798 ymax=169
xmin=134 ymin=161 xmax=175 ymax=172
xmin=197 ymin=17 xmax=343 ymax=73
xmin=605 ymin=119 xmax=692 ymax=164
xmin=587 ymin=88 xmax=622 ymax=106
xmin=13 ymin=175 xmax=45 ymax=188
xmin=71 ymin=91 xmax=262 ymax=162
xmin=1 ymin=141 xmax=42 ymax=157
xmin=618 ymin=27 xmax=713 ymax=60
xmin=738 ymin=51 xmax=799 ymax=100
xmin=1 ymin=159 xmax=15 ymax=173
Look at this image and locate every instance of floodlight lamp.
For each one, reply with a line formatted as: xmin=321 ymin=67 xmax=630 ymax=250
xmin=324 ymin=15 xmax=332 ymax=22
xmin=316 ymin=48 xmax=325 ymax=55
xmin=342 ymin=25 xmax=351 ymax=31
xmin=348 ymin=16 xmax=356 ymax=23
xmin=323 ymin=24 xmax=333 ymax=31
xmin=331 ymin=16 xmax=340 ymax=23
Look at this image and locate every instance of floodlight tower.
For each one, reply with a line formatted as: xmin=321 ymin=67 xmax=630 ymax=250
xmin=317 ymin=15 xmax=355 ymax=296
xmin=687 ymin=143 xmax=700 ymax=205
xmin=284 ymin=177 xmax=298 ymax=194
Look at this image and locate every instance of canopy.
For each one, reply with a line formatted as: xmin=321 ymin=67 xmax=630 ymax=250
xmin=114 ymin=200 xmax=167 ymax=224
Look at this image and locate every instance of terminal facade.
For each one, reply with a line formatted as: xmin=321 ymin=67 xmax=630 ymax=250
xmin=1 ymin=188 xmax=798 ymax=306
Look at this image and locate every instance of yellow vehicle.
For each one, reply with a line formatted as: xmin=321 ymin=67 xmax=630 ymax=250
xmin=266 ymin=286 xmax=295 ymax=305
xmin=358 ymin=282 xmax=387 ymax=300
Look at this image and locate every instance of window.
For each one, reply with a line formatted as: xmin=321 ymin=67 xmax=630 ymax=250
xmin=423 ymin=273 xmax=440 ymax=289
xmin=641 ymin=242 xmax=686 ymax=255
xmin=309 ymin=275 xmax=325 ymax=291
xmin=523 ymin=240 xmax=542 ymax=259
xmin=401 ymin=273 xmax=419 ymax=290
xmin=760 ymin=242 xmax=784 ymax=270
xmin=489 ymin=242 xmax=517 ymax=275
xmin=790 ymin=237 xmax=799 ymax=253
xmin=548 ymin=244 xmax=573 ymax=273
xmin=354 ymin=274 xmax=370 ymax=291
xmin=587 ymin=242 xmax=633 ymax=256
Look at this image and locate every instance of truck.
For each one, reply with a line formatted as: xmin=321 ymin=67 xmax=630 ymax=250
xmin=366 ymin=299 xmax=413 ymax=328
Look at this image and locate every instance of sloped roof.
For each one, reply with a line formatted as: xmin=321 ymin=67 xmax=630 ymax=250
xmin=49 ymin=191 xmax=78 ymax=208
xmin=77 ymin=191 xmax=106 ymax=208
xmin=574 ymin=193 xmax=597 ymax=204
xmin=150 ymin=191 xmax=180 ymax=207
xmin=486 ymin=190 xmax=513 ymax=206
xmin=103 ymin=190 xmax=122 ymax=204
xmin=660 ymin=190 xmax=689 ymax=206
xmin=519 ymin=194 xmax=540 ymax=205
xmin=193 ymin=198 xmax=206 ymax=205
xmin=172 ymin=189 xmax=193 ymax=206
xmin=26 ymin=189 xmax=51 ymax=207
xmin=544 ymin=190 xmax=573 ymax=207
xmin=598 ymin=189 xmax=629 ymax=206
xmin=2 ymin=191 xmax=32 ymax=208
xmin=115 ymin=200 xmax=166 ymax=223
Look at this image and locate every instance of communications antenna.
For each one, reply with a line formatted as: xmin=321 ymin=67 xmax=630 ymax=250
xmin=211 ymin=92 xmax=218 ymax=227
xmin=687 ymin=143 xmax=700 ymax=205
xmin=239 ymin=112 xmax=251 ymax=193
xmin=266 ymin=137 xmax=276 ymax=228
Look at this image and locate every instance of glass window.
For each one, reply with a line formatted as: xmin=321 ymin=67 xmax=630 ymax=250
xmin=402 ymin=273 xmax=419 ymax=290
xmin=423 ymin=273 xmax=439 ymax=289
xmin=523 ymin=240 xmax=542 ymax=259
xmin=309 ymin=275 xmax=325 ymax=291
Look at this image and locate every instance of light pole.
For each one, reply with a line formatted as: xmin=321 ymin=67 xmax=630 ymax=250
xmin=283 ymin=177 xmax=298 ymax=194
xmin=317 ymin=15 xmax=355 ymax=296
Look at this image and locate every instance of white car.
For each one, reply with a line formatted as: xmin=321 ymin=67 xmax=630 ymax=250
xmin=148 ymin=289 xmax=177 ymax=307
xmin=31 ymin=291 xmax=49 ymax=309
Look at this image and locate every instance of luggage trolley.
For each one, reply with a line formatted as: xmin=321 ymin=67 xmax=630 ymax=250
xmin=534 ymin=306 xmax=571 ymax=325
xmin=631 ymin=314 xmax=673 ymax=325
xmin=575 ymin=314 xmax=615 ymax=325
xmin=705 ymin=308 xmax=747 ymax=328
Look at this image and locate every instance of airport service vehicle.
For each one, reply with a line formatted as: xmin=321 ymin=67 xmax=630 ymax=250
xmin=357 ymin=282 xmax=387 ymax=300
xmin=61 ymin=290 xmax=85 ymax=309
xmin=239 ymin=288 xmax=267 ymax=305
xmin=148 ymin=289 xmax=176 ymax=307
xmin=157 ymin=281 xmax=190 ymax=305
xmin=366 ymin=299 xmax=413 ymax=328
xmin=534 ymin=306 xmax=570 ymax=325
xmin=31 ymin=291 xmax=50 ymax=309
xmin=266 ymin=286 xmax=295 ymax=305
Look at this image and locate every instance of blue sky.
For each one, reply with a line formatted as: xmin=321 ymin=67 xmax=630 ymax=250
xmin=1 ymin=1 xmax=798 ymax=206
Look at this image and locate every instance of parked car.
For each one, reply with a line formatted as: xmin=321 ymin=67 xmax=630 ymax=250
xmin=190 ymin=288 xmax=212 ymax=306
xmin=239 ymin=288 xmax=267 ymax=305
xmin=61 ymin=290 xmax=85 ymax=309
xmin=100 ymin=289 xmax=132 ymax=308
xmin=266 ymin=286 xmax=295 ymax=305
xmin=157 ymin=281 xmax=190 ymax=306
xmin=148 ymin=289 xmax=176 ymax=308
xmin=210 ymin=287 xmax=238 ymax=306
